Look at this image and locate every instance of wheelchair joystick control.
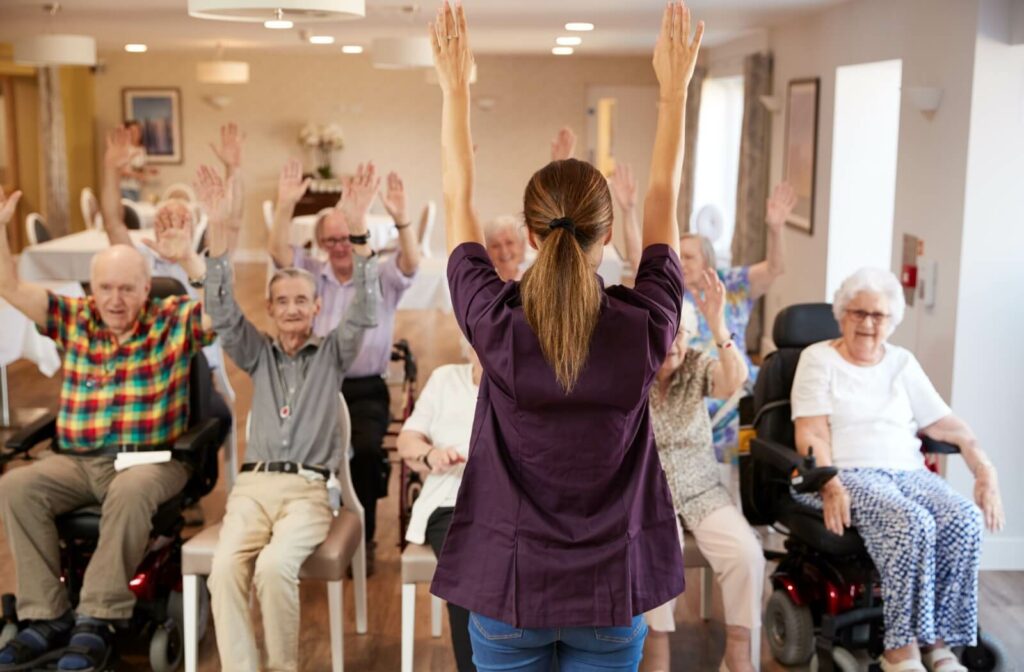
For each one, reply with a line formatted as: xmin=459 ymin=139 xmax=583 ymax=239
xmin=791 ymin=446 xmax=838 ymax=494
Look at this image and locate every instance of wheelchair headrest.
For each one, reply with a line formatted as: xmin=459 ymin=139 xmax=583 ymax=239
xmin=772 ymin=303 xmax=840 ymax=349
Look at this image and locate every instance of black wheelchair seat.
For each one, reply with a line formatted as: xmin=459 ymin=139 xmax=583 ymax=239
xmin=55 ymin=495 xmax=185 ymax=541
xmin=777 ymin=499 xmax=866 ymax=557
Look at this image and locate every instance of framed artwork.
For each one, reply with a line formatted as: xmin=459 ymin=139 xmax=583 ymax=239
xmin=121 ymin=87 xmax=182 ymax=164
xmin=782 ymin=78 xmax=819 ymax=234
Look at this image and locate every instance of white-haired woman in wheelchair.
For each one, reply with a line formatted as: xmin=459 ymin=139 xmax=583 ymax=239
xmin=791 ymin=267 xmax=1005 ymax=672
xmin=643 ymin=270 xmax=764 ymax=672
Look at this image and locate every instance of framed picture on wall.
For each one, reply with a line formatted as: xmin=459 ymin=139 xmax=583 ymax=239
xmin=782 ymin=78 xmax=819 ymax=234
xmin=121 ymin=87 xmax=182 ymax=164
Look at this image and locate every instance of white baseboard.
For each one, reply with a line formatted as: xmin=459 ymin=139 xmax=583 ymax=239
xmin=980 ymin=535 xmax=1024 ymax=570
xmin=232 ymin=249 xmax=268 ymax=264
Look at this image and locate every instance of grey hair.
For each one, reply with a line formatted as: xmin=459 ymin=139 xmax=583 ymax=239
xmin=267 ymin=267 xmax=317 ymax=299
xmin=680 ymin=232 xmax=717 ymax=270
xmin=832 ymin=267 xmax=905 ymax=334
xmin=483 ymin=214 xmax=525 ymax=245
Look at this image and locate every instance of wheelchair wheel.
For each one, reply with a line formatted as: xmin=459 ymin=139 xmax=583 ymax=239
xmin=168 ymin=578 xmax=211 ymax=644
xmin=810 ymin=646 xmax=859 ymax=672
xmin=765 ymin=589 xmax=814 ymax=665
xmin=149 ymin=619 xmax=183 ymax=672
xmin=0 ymin=622 xmax=17 ymax=648
xmin=955 ymin=632 xmax=1008 ymax=672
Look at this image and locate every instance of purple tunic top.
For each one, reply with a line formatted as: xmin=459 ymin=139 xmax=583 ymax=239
xmin=430 ymin=242 xmax=686 ymax=628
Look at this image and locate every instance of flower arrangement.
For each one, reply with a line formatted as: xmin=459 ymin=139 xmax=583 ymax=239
xmin=299 ymin=122 xmax=345 ymax=178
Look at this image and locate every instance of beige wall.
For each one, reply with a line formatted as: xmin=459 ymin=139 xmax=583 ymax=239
xmin=93 ymin=50 xmax=656 ymax=256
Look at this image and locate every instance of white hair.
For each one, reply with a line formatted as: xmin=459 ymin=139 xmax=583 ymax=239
xmin=832 ymin=267 xmax=905 ymax=334
xmin=679 ymin=300 xmax=699 ymax=338
xmin=267 ymin=266 xmax=317 ymax=299
xmin=483 ymin=215 xmax=525 ymax=245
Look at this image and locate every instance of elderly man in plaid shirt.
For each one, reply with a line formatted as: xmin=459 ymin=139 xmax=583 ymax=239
xmin=0 ymin=185 xmax=217 ymax=672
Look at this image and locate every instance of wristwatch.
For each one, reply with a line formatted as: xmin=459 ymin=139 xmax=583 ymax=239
xmin=716 ymin=332 xmax=737 ymax=348
xmin=188 ymin=274 xmax=206 ymax=289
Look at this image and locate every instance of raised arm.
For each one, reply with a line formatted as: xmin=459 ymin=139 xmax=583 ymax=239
xmin=0 ymin=188 xmax=47 ymax=326
xmin=550 ymin=126 xmax=577 ymax=162
xmin=610 ymin=163 xmax=641 ymax=273
xmin=643 ymin=2 xmax=703 ymax=253
xmin=378 ymin=171 xmax=421 ymax=276
xmin=209 ymin=122 xmax=247 ymax=251
xmin=332 ymin=165 xmax=378 ymax=370
xmin=100 ymin=127 xmax=135 ymax=247
xmin=748 ymin=182 xmax=796 ymax=299
xmin=430 ymin=2 xmax=483 ymax=252
xmin=693 ymin=269 xmax=748 ymax=397
xmin=268 ymin=159 xmax=310 ymax=268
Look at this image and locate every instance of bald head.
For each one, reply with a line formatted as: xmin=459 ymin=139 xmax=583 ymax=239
xmin=91 ymin=244 xmax=151 ymax=284
xmin=91 ymin=245 xmax=152 ymax=337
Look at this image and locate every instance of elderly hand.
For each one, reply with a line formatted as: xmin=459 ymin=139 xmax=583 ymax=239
xmin=104 ymin=126 xmax=135 ymax=172
xmin=378 ymin=171 xmax=408 ymax=225
xmin=0 ymin=187 xmax=22 ymax=229
xmin=692 ymin=268 xmax=726 ymax=331
xmin=141 ymin=225 xmax=193 ymax=264
xmin=974 ymin=467 xmax=1005 ymax=532
xmin=550 ymin=127 xmax=576 ymax=162
xmin=339 ymin=162 xmax=380 ymax=236
xmin=609 ymin=163 xmax=638 ymax=211
xmin=766 ymin=182 xmax=797 ymax=232
xmin=429 ymin=1 xmax=474 ymax=95
xmin=210 ymin=122 xmax=245 ymax=171
xmin=429 ymin=446 xmax=467 ymax=475
xmin=652 ymin=2 xmax=704 ymax=101
xmin=821 ymin=478 xmax=852 ymax=536
xmin=195 ymin=165 xmax=232 ymax=224
xmin=277 ymin=159 xmax=311 ymax=208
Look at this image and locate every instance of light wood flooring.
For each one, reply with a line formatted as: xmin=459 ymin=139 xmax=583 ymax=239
xmin=1 ymin=261 xmax=1021 ymax=671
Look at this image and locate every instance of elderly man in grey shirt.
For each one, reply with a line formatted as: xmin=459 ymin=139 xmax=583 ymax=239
xmin=194 ymin=163 xmax=379 ymax=672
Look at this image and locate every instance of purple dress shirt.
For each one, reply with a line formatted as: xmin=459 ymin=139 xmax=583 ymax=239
xmin=430 ymin=242 xmax=685 ymax=628
xmin=291 ymin=246 xmax=415 ymax=377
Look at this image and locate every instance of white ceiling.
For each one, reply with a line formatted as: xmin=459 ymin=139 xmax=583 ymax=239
xmin=0 ymin=0 xmax=849 ymax=55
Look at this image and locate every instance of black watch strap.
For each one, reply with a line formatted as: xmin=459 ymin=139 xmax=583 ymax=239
xmin=348 ymin=233 xmax=370 ymax=245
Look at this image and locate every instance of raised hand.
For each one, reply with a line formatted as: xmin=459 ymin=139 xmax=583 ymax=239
xmin=765 ymin=182 xmax=797 ymax=232
xmin=609 ymin=163 xmax=638 ymax=210
xmin=142 ymin=224 xmax=193 ymax=263
xmin=550 ymin=126 xmax=576 ymax=162
xmin=429 ymin=1 xmax=474 ymax=95
xmin=338 ymin=162 xmax=380 ymax=235
xmin=378 ymin=171 xmax=408 ymax=225
xmin=277 ymin=159 xmax=311 ymax=207
xmin=210 ymin=122 xmax=245 ymax=171
xmin=104 ymin=126 xmax=135 ymax=171
xmin=0 ymin=187 xmax=22 ymax=229
xmin=652 ymin=1 xmax=704 ymax=101
xmin=691 ymin=268 xmax=726 ymax=327
xmin=195 ymin=165 xmax=232 ymax=224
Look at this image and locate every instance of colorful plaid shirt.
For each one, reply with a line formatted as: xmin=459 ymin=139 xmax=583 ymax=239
xmin=39 ymin=292 xmax=214 ymax=454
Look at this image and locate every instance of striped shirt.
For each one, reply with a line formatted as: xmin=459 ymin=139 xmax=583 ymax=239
xmin=40 ymin=292 xmax=214 ymax=453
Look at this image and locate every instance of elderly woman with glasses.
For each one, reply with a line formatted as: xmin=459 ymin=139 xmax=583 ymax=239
xmin=791 ymin=267 xmax=1005 ymax=672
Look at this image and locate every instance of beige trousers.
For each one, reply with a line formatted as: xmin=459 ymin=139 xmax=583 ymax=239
xmin=208 ymin=472 xmax=332 ymax=672
xmin=0 ymin=454 xmax=190 ymax=620
xmin=646 ymin=504 xmax=765 ymax=631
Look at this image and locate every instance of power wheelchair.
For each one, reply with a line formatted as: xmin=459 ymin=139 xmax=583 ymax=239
xmin=0 ymin=278 xmax=230 ymax=671
xmin=739 ymin=303 xmax=1006 ymax=672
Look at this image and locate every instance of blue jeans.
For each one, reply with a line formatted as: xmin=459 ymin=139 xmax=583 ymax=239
xmin=469 ymin=612 xmax=647 ymax=671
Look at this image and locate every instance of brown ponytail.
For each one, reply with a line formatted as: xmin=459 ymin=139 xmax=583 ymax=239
xmin=520 ymin=159 xmax=613 ymax=393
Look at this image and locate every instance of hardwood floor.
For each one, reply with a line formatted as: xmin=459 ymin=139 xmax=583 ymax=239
xmin=2 ymin=261 xmax=1021 ymax=671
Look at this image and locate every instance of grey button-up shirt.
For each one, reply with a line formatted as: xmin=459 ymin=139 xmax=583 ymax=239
xmin=205 ymin=253 xmax=379 ymax=471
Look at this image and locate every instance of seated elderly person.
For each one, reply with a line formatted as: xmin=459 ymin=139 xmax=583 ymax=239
xmin=0 ymin=188 xmax=213 ymax=672
xmin=396 ymin=338 xmax=479 ymax=672
xmin=198 ymin=164 xmax=379 ymax=672
xmin=483 ymin=215 xmax=527 ymax=282
xmin=642 ymin=272 xmax=763 ymax=672
xmin=792 ymin=267 xmax=1005 ymax=672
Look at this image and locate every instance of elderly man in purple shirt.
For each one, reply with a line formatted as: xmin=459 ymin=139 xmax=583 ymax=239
xmin=268 ymin=160 xmax=420 ymax=570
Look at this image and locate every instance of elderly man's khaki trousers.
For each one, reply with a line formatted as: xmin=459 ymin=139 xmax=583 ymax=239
xmin=208 ymin=472 xmax=332 ymax=672
xmin=0 ymin=454 xmax=190 ymax=620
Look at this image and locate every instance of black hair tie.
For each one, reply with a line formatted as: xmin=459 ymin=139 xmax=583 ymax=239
xmin=549 ymin=217 xmax=576 ymax=234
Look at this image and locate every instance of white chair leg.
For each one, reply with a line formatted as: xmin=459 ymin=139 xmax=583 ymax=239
xmin=401 ymin=583 xmax=416 ymax=672
xmin=352 ymin=539 xmax=368 ymax=634
xmin=183 ymin=574 xmax=199 ymax=672
xmin=328 ymin=580 xmax=344 ymax=672
xmin=699 ymin=566 xmax=713 ymax=621
xmin=751 ymin=625 xmax=761 ymax=671
xmin=430 ymin=595 xmax=442 ymax=638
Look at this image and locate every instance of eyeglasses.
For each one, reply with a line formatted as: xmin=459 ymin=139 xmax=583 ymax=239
xmin=845 ymin=309 xmax=890 ymax=324
xmin=320 ymin=236 xmax=353 ymax=248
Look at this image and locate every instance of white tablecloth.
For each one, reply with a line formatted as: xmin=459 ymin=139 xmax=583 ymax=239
xmin=132 ymin=202 xmax=157 ymax=229
xmin=397 ymin=257 xmax=451 ymax=312
xmin=18 ymin=230 xmax=152 ymax=282
xmin=290 ymin=214 xmax=396 ymax=251
xmin=0 ymin=281 xmax=84 ymax=374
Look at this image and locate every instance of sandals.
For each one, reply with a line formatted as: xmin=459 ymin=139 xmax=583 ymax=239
xmin=922 ymin=647 xmax=968 ymax=672
xmin=879 ymin=657 xmax=927 ymax=672
xmin=56 ymin=620 xmax=116 ymax=672
xmin=0 ymin=621 xmax=72 ymax=672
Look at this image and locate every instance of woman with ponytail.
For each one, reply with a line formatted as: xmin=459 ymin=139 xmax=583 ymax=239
xmin=428 ymin=3 xmax=704 ymax=670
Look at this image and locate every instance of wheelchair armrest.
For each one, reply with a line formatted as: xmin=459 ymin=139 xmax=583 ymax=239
xmin=750 ymin=436 xmax=802 ymax=474
xmin=173 ymin=418 xmax=225 ymax=456
xmin=920 ymin=435 xmax=960 ymax=454
xmin=3 ymin=413 xmax=57 ymax=456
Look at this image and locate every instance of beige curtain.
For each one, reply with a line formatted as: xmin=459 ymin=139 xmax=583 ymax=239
xmin=731 ymin=52 xmax=773 ymax=352
xmin=679 ymin=65 xmax=706 ymax=233
xmin=39 ymin=66 xmax=70 ymax=237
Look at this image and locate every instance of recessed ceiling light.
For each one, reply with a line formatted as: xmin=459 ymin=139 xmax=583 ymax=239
xmin=341 ymin=45 xmax=364 ymax=54
xmin=552 ymin=46 xmax=574 ymax=56
xmin=265 ymin=18 xmax=293 ymax=28
xmin=309 ymin=35 xmax=334 ymax=45
xmin=565 ymin=22 xmax=594 ymax=32
xmin=124 ymin=44 xmax=148 ymax=53
xmin=556 ymin=36 xmax=582 ymax=46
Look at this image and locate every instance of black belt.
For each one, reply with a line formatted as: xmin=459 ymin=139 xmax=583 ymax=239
xmin=240 ymin=461 xmax=330 ymax=479
xmin=86 ymin=444 xmax=174 ymax=457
